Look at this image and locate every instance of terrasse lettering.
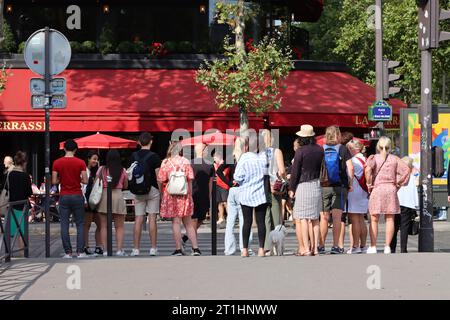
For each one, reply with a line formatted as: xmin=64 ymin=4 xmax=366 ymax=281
xmin=0 ymin=121 xmax=44 ymax=131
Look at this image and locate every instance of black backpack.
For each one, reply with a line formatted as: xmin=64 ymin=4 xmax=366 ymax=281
xmin=128 ymin=152 xmax=153 ymax=195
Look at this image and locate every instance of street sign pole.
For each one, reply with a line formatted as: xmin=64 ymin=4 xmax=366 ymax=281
xmin=375 ymin=0 xmax=385 ymax=133
xmin=44 ymin=27 xmax=51 ymax=258
xmin=418 ymin=48 xmax=434 ymax=252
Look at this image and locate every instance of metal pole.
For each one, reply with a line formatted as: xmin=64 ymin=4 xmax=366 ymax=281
xmin=24 ymin=203 xmax=29 ymax=258
xmin=375 ymin=0 xmax=385 ymax=133
xmin=5 ymin=208 xmax=11 ymax=263
xmin=107 ymin=175 xmax=113 ymax=256
xmin=419 ymin=49 xmax=434 ymax=252
xmin=44 ymin=27 xmax=51 ymax=258
xmin=211 ymin=177 xmax=217 ymax=255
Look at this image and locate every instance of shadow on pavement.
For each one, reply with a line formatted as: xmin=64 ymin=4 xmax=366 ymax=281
xmin=0 ymin=260 xmax=55 ymax=300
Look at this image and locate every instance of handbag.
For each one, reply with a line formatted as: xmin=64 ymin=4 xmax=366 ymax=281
xmin=272 ymin=175 xmax=289 ymax=195
xmin=89 ymin=167 xmax=104 ymax=209
xmin=166 ymin=160 xmax=188 ymax=196
xmin=0 ymin=172 xmax=10 ymax=216
xmin=319 ymin=159 xmax=329 ymax=187
xmin=408 ymin=214 xmax=420 ymax=236
xmin=263 ymin=150 xmax=272 ymax=206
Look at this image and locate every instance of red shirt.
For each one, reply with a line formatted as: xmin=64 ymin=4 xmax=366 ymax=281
xmin=52 ymin=156 xmax=87 ymax=195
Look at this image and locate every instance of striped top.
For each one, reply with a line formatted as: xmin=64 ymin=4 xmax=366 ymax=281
xmin=233 ymin=152 xmax=267 ymax=207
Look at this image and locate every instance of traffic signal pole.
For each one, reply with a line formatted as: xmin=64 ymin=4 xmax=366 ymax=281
xmin=418 ymin=45 xmax=434 ymax=252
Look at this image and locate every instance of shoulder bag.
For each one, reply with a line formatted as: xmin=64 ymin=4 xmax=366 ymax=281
xmin=89 ymin=167 xmax=104 ymax=209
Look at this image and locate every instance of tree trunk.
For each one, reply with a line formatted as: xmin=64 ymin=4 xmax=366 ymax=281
xmin=236 ymin=0 xmax=247 ymax=136
xmin=239 ymin=105 xmax=249 ymax=137
xmin=235 ymin=0 xmax=246 ymax=57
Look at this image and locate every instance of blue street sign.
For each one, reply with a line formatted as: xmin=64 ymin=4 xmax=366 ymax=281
xmin=368 ymin=100 xmax=393 ymax=121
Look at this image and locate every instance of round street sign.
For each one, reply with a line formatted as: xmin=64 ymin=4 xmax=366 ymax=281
xmin=24 ymin=29 xmax=71 ymax=76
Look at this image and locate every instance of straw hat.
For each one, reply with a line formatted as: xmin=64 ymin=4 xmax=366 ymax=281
xmin=296 ymin=124 xmax=315 ymax=137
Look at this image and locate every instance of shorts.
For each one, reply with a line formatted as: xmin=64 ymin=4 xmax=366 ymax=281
xmin=216 ymin=186 xmax=229 ymax=203
xmin=134 ymin=187 xmax=161 ymax=216
xmin=322 ymin=186 xmax=347 ymax=212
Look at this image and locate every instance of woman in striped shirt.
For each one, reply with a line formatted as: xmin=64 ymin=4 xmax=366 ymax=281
xmin=234 ymin=136 xmax=269 ymax=257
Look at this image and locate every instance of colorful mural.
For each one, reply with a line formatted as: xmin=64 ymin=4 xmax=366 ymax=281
xmin=408 ymin=113 xmax=450 ymax=185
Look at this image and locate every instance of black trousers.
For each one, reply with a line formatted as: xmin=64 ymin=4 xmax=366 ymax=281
xmin=242 ymin=203 xmax=268 ymax=249
xmin=390 ymin=206 xmax=416 ymax=253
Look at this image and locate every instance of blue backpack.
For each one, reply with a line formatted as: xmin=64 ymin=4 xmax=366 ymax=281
xmin=323 ymin=145 xmax=342 ymax=185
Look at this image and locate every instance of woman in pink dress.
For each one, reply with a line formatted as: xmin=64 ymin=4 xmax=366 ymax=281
xmin=157 ymin=141 xmax=201 ymax=256
xmin=364 ymin=137 xmax=410 ymax=254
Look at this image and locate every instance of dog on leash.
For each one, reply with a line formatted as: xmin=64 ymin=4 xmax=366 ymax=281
xmin=269 ymin=224 xmax=288 ymax=256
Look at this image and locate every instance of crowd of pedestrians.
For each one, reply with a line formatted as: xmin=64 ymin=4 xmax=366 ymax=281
xmin=1 ymin=125 xmax=424 ymax=258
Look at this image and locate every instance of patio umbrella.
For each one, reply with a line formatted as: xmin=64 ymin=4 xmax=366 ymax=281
xmin=180 ymin=132 xmax=237 ymax=146
xmin=59 ymin=132 xmax=138 ymax=150
xmin=315 ymin=135 xmax=370 ymax=147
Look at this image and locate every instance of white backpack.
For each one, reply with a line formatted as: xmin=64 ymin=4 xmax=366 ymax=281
xmin=166 ymin=159 xmax=188 ymax=196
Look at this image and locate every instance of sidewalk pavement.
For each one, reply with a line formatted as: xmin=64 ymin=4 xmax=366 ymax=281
xmin=2 ymin=253 xmax=449 ymax=300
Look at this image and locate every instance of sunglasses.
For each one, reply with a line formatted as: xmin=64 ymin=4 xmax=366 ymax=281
xmin=379 ymin=146 xmax=389 ymax=150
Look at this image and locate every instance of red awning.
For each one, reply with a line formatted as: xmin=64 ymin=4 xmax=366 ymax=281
xmin=0 ymin=69 xmax=262 ymax=132
xmin=268 ymin=71 xmax=406 ymax=129
xmin=0 ymin=69 xmax=405 ymax=132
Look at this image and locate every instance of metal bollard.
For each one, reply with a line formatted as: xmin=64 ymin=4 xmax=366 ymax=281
xmin=211 ymin=176 xmax=217 ymax=256
xmin=107 ymin=175 xmax=113 ymax=256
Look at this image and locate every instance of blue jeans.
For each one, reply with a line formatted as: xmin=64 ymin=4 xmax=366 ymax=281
xmin=59 ymin=195 xmax=85 ymax=254
xmin=224 ymin=187 xmax=253 ymax=255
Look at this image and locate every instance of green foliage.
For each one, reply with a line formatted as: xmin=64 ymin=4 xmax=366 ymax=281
xmin=116 ymin=41 xmax=135 ymax=54
xmin=70 ymin=41 xmax=83 ymax=53
xmin=195 ymin=41 xmax=210 ymax=54
xmin=81 ymin=41 xmax=97 ymax=53
xmin=215 ymin=0 xmax=261 ymax=32
xmin=177 ymin=41 xmax=194 ymax=53
xmin=0 ymin=62 xmax=11 ymax=94
xmin=196 ymin=37 xmax=293 ymax=115
xmin=17 ymin=42 xmax=26 ymax=54
xmin=163 ymin=41 xmax=177 ymax=53
xmin=98 ymin=23 xmax=116 ymax=54
xmin=305 ymin=0 xmax=450 ymax=104
xmin=133 ymin=41 xmax=147 ymax=54
xmin=1 ymin=21 xmax=17 ymax=53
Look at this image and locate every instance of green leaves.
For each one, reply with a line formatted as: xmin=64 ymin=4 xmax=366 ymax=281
xmin=304 ymin=0 xmax=449 ymax=104
xmin=196 ymin=37 xmax=293 ymax=115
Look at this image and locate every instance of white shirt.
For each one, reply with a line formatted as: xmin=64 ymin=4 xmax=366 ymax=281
xmin=397 ymin=173 xmax=419 ymax=209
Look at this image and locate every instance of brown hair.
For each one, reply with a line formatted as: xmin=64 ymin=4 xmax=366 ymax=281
xmin=14 ymin=151 xmax=27 ymax=167
xmin=341 ymin=132 xmax=354 ymax=145
xmin=139 ymin=132 xmax=153 ymax=146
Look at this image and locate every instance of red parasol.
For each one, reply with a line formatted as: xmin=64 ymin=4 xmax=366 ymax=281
xmin=315 ymin=135 xmax=370 ymax=147
xmin=59 ymin=132 xmax=138 ymax=150
xmin=180 ymin=132 xmax=237 ymax=146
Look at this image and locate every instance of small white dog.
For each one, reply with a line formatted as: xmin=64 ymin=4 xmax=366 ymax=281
xmin=269 ymin=224 xmax=288 ymax=256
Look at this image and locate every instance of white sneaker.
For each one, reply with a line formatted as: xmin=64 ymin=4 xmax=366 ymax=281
xmin=360 ymin=246 xmax=369 ymax=254
xmin=367 ymin=246 xmax=377 ymax=254
xmin=76 ymin=252 xmax=89 ymax=259
xmin=130 ymin=248 xmax=140 ymax=257
xmin=149 ymin=248 xmax=158 ymax=256
xmin=346 ymin=247 xmax=362 ymax=254
xmin=62 ymin=253 xmax=72 ymax=259
xmin=384 ymin=246 xmax=391 ymax=254
xmin=116 ymin=250 xmax=128 ymax=257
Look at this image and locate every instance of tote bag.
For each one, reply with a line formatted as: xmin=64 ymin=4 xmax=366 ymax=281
xmin=89 ymin=167 xmax=104 ymax=208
